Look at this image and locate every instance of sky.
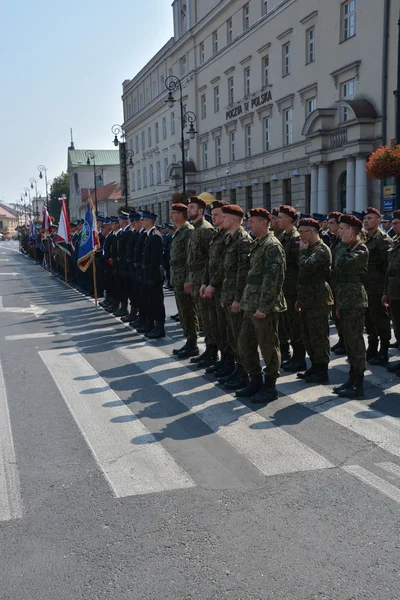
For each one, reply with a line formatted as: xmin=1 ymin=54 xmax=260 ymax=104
xmin=0 ymin=0 xmax=173 ymax=207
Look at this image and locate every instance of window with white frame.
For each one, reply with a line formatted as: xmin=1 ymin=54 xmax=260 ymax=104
xmin=202 ymin=142 xmax=208 ymax=169
xmin=212 ymin=30 xmax=218 ymax=54
xmin=306 ymin=27 xmax=315 ymax=63
xmin=143 ymin=166 xmax=147 ymax=188
xmin=262 ymin=0 xmax=268 ymax=15
xmin=283 ymin=42 xmax=290 ymax=76
xmin=148 ymin=127 xmax=152 ymax=147
xmin=171 ymin=111 xmax=175 ymax=135
xmin=243 ymin=4 xmax=249 ymax=30
xmin=215 ymin=136 xmax=221 ymax=166
xmin=228 ymin=76 xmax=234 ymax=104
xmin=141 ymin=131 xmax=145 ymax=151
xmin=155 ymin=122 xmax=159 ymax=144
xmin=284 ymin=108 xmax=293 ymax=145
xmin=227 ymin=17 xmax=233 ymax=43
xmin=263 ymin=55 xmax=269 ymax=87
xmin=307 ymin=97 xmax=316 ymax=115
xmin=229 ymin=131 xmax=236 ymax=161
xmin=341 ymin=78 xmax=356 ymax=121
xmin=244 ymin=66 xmax=251 ymax=96
xmin=162 ymin=117 xmax=167 ymax=139
xmin=135 ymin=135 xmax=139 ymax=153
xmin=180 ymin=55 xmax=187 ymax=76
xmin=164 ymin=157 xmax=169 ymax=180
xmin=149 ymin=164 xmax=154 ymax=186
xmin=199 ymin=42 xmax=205 ymax=64
xmin=131 ymin=171 xmax=136 ymax=191
xmin=137 ymin=169 xmax=141 ymax=189
xmin=156 ymin=161 xmax=161 ymax=184
xmin=152 ymin=80 xmax=157 ymax=99
xmin=342 ymin=0 xmax=356 ymax=41
xmin=201 ymin=94 xmax=207 ymax=119
xmin=246 ymin=124 xmax=252 ymax=157
xmin=214 ymin=86 xmax=220 ymax=112
xmin=264 ymin=117 xmax=270 ymax=151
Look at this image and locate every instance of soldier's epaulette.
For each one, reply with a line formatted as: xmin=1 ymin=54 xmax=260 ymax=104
xmin=151 ymin=229 xmax=163 ymax=237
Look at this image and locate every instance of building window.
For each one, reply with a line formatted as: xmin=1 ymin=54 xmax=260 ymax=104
xmin=135 ymin=135 xmax=139 ymax=153
xmin=160 ymin=74 xmax=164 ymax=91
xmin=341 ymin=78 xmax=355 ymax=121
xmin=284 ymin=108 xmax=293 ymax=146
xmin=342 ymin=0 xmax=356 ymax=41
xmin=156 ymin=161 xmax=161 ymax=184
xmin=131 ymin=171 xmax=136 ymax=192
xmin=171 ymin=111 xmax=175 ymax=135
xmin=216 ymin=191 xmax=222 ymax=200
xmin=245 ymin=186 xmax=253 ymax=210
xmin=145 ymin=88 xmax=150 ymax=104
xmin=214 ymin=86 xmax=220 ymax=112
xmin=215 ymin=136 xmax=221 ymax=166
xmin=202 ymin=142 xmax=208 ymax=169
xmin=133 ymin=98 xmax=138 ymax=114
xmin=263 ymin=182 xmax=271 ymax=210
xmin=143 ymin=167 xmax=147 ymax=188
xmin=244 ymin=66 xmax=251 ymax=96
xmin=164 ymin=158 xmax=169 ymax=180
xmin=262 ymin=0 xmax=268 ymax=16
xmin=212 ymin=30 xmax=218 ymax=54
xmin=172 ymin=153 xmax=176 ymax=164
xmin=263 ymin=55 xmax=269 ymax=87
xmin=264 ymin=118 xmax=270 ymax=151
xmin=162 ymin=117 xmax=167 ymax=138
xmin=152 ymin=80 xmax=157 ymax=99
xmin=201 ymin=94 xmax=207 ymax=119
xmin=230 ymin=188 xmax=237 ymax=203
xmin=245 ymin=124 xmax=252 ymax=157
xmin=141 ymin=131 xmax=145 ymax=151
xmin=229 ymin=131 xmax=236 ymax=161
xmin=155 ymin=122 xmax=159 ymax=144
xmin=282 ymin=42 xmax=290 ymax=76
xmin=168 ymin=67 xmax=173 ymax=77
xmin=283 ymin=178 xmax=292 ymax=205
xmin=137 ymin=169 xmax=141 ymax=189
xmin=180 ymin=55 xmax=187 ymax=75
xmin=139 ymin=92 xmax=144 ymax=109
xmin=127 ymin=102 xmax=132 ymax=118
xmin=228 ymin=76 xmax=234 ymax=104
xmin=305 ymin=174 xmax=311 ymax=214
xmin=148 ymin=126 xmax=152 ymax=147
xmin=199 ymin=42 xmax=205 ymax=64
xmin=227 ymin=17 xmax=233 ymax=43
xmin=307 ymin=97 xmax=316 ymax=115
xmin=243 ymin=4 xmax=249 ymax=30
xmin=306 ymin=27 xmax=315 ymax=63
xmin=149 ymin=164 xmax=154 ymax=186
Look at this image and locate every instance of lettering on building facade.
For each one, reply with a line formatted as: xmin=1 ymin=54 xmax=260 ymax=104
xmin=225 ymin=90 xmax=272 ymax=121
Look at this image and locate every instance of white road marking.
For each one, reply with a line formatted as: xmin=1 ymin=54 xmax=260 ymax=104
xmin=0 ymin=259 xmax=10 ymax=261
xmin=343 ymin=465 xmax=400 ymax=505
xmin=0 ymin=306 xmax=46 ymax=317
xmin=117 ymin=345 xmax=333 ymax=477
xmin=0 ymin=362 xmax=23 ymax=521
xmin=5 ymin=327 xmax=116 ymax=341
xmin=0 ymin=296 xmax=2 ymax=308
xmin=39 ymin=349 xmax=195 ymax=497
xmin=377 ymin=462 xmax=400 ymax=480
xmin=0 ymin=273 xmax=20 ymax=276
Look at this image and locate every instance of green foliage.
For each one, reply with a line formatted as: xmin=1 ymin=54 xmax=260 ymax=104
xmin=49 ymin=172 xmax=70 ymax=220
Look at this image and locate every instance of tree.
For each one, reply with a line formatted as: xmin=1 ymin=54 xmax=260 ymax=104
xmin=49 ymin=172 xmax=70 ymax=221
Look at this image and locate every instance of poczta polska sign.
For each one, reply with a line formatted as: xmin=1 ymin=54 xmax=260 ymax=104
xmin=225 ymin=90 xmax=272 ymax=121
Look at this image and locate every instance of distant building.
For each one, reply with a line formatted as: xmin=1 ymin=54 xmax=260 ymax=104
xmin=0 ymin=203 xmax=20 ymax=239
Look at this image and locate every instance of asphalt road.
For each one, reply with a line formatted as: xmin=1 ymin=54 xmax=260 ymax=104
xmin=1 ymin=240 xmax=400 ymax=600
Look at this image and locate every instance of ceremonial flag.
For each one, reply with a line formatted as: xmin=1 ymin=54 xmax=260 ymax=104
xmin=56 ymin=197 xmax=74 ymax=255
xmin=42 ymin=206 xmax=53 ymax=234
xmin=77 ymin=192 xmax=99 ymax=272
xmin=28 ymin=219 xmax=35 ymax=241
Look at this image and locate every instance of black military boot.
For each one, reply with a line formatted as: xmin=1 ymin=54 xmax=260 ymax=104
xmin=337 ymin=373 xmax=364 ymax=398
xmin=369 ymin=343 xmax=389 ymax=366
xmin=146 ymin=323 xmax=166 ymax=339
xmin=176 ymin=342 xmax=200 ymax=359
xmin=304 ymin=363 xmax=329 ymax=384
xmin=235 ymin=374 xmax=263 ymax=398
xmin=190 ymin=346 xmax=213 ymax=364
xmin=205 ymin=352 xmax=226 ymax=374
xmin=333 ymin=370 xmax=355 ymax=394
xmin=217 ymin=363 xmax=239 ymax=385
xmin=106 ymin=301 xmax=119 ymax=313
xmin=196 ymin=345 xmax=219 ymax=368
xmin=137 ymin=319 xmax=154 ymax=334
xmin=296 ymin=365 xmax=314 ymax=380
xmin=224 ymin=365 xmax=248 ymax=390
xmin=387 ymin=361 xmax=400 ymax=373
xmin=366 ymin=339 xmax=379 ymax=362
xmin=173 ymin=341 xmax=188 ymax=356
xmin=282 ymin=344 xmax=307 ymax=372
xmin=252 ymin=375 xmax=278 ymax=404
xmin=115 ymin=303 xmax=129 ymax=318
xmin=280 ymin=342 xmax=291 ymax=364
xmin=122 ymin=308 xmax=138 ymax=323
xmin=213 ymin=354 xmax=236 ymax=378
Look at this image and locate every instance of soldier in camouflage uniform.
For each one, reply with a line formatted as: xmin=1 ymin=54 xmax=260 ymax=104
xmin=384 ymin=210 xmax=400 ymax=376
xmin=362 ymin=207 xmax=393 ymax=365
xmin=201 ymin=201 xmax=234 ymax=375
xmin=169 ymin=203 xmax=199 ymax=358
xmin=295 ymin=218 xmax=334 ymax=383
xmin=185 ymin=196 xmax=217 ymax=366
xmin=236 ymin=208 xmax=287 ymax=403
xmin=278 ymin=205 xmax=306 ymax=372
xmin=271 ymin=207 xmax=290 ymax=362
xmin=332 ymin=214 xmax=369 ymax=398
xmin=217 ymin=204 xmax=253 ymax=391
xmin=326 ymin=211 xmax=346 ymax=355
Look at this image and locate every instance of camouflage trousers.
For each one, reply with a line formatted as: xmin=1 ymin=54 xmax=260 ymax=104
xmin=283 ymin=294 xmax=303 ymax=347
xmin=238 ymin=311 xmax=281 ymax=379
xmin=365 ymin=294 xmax=391 ymax=344
xmin=175 ymin=290 xmax=199 ymax=345
xmin=300 ymin=306 xmax=331 ymax=366
xmin=390 ymin=299 xmax=400 ymax=343
xmin=339 ymin=308 xmax=366 ymax=374
xmin=224 ymin=305 xmax=244 ymax=361
xmin=207 ymin=291 xmax=231 ymax=353
xmin=191 ymin=284 xmax=216 ymax=346
xmin=279 ymin=312 xmax=290 ymax=346
xmin=331 ymin=287 xmax=342 ymax=337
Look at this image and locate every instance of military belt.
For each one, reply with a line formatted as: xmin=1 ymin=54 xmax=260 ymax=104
xmin=299 ymin=275 xmax=326 ymax=286
xmin=337 ymin=275 xmax=364 ymax=283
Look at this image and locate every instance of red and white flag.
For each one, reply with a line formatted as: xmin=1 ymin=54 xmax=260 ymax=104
xmin=42 ymin=206 xmax=53 ymax=234
xmin=56 ymin=196 xmax=74 ymax=255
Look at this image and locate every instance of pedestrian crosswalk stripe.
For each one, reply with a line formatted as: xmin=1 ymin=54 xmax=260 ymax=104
xmin=343 ymin=465 xmax=400 ymax=505
xmin=0 ymin=361 xmax=23 ymax=522
xmin=5 ymin=327 xmax=116 ymax=341
xmin=377 ymin=462 xmax=400 ymax=480
xmin=39 ymin=349 xmax=195 ymax=498
xmin=117 ymin=344 xmax=333 ymax=477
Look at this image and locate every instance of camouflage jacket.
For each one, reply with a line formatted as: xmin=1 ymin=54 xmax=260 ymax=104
xmin=170 ymin=222 xmax=194 ymax=289
xmin=221 ymin=227 xmax=254 ymax=305
xmin=280 ymin=228 xmax=300 ymax=295
xmin=203 ymin=228 xmax=229 ymax=290
xmin=365 ymin=228 xmax=393 ymax=295
xmin=329 ymin=237 xmax=347 ymax=290
xmin=186 ymin=218 xmax=216 ymax=285
xmin=384 ymin=235 xmax=400 ymax=300
xmin=240 ymin=232 xmax=287 ymax=314
xmin=297 ymin=240 xmax=334 ymax=308
xmin=333 ymin=242 xmax=369 ymax=309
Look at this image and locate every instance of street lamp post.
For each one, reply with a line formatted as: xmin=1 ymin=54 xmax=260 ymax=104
xmin=30 ymin=178 xmax=39 ymax=218
xmin=38 ymin=165 xmax=48 ymax=204
xmin=23 ymin=188 xmax=32 ymax=218
xmin=112 ymin=124 xmax=134 ymax=207
xmin=85 ymin=150 xmax=99 ymax=214
xmin=165 ymin=75 xmax=197 ymax=195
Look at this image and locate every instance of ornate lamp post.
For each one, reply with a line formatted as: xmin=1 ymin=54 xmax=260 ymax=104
xmin=38 ymin=165 xmax=48 ymax=203
xmin=85 ymin=150 xmax=99 ymax=214
xmin=30 ymin=178 xmax=39 ymax=218
xmin=112 ymin=124 xmax=134 ymax=207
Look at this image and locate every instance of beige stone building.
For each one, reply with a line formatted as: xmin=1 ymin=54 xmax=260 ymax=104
xmin=121 ymin=0 xmax=399 ymax=219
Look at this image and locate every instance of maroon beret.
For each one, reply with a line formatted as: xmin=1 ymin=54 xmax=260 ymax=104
xmin=279 ymin=205 xmax=298 ymax=221
xmin=298 ymin=218 xmax=320 ymax=230
xmin=362 ymin=207 xmax=381 ymax=218
xmin=271 ymin=208 xmax=280 ymax=217
xmin=187 ymin=196 xmax=207 ymax=209
xmin=339 ymin=214 xmax=363 ymax=231
xmin=171 ymin=203 xmax=188 ymax=214
xmin=392 ymin=210 xmax=400 ymax=221
xmin=210 ymin=200 xmax=229 ymax=210
xmin=328 ymin=211 xmax=342 ymax=222
xmin=222 ymin=204 xmax=245 ymax=217
xmin=247 ymin=208 xmax=271 ymax=220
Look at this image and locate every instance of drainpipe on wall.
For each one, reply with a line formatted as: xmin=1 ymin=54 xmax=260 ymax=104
xmin=381 ymin=0 xmax=390 ymax=211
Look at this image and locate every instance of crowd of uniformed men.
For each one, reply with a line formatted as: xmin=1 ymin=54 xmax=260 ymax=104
xmin=22 ymin=197 xmax=400 ymax=403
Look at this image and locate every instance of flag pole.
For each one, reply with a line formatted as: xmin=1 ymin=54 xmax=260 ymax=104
xmin=92 ymin=254 xmax=98 ymax=308
xmin=48 ymin=235 xmax=53 ymax=275
xmin=64 ymin=251 xmax=68 ymax=286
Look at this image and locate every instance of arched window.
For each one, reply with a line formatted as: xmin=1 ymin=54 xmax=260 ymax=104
xmin=338 ymin=171 xmax=347 ymax=212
